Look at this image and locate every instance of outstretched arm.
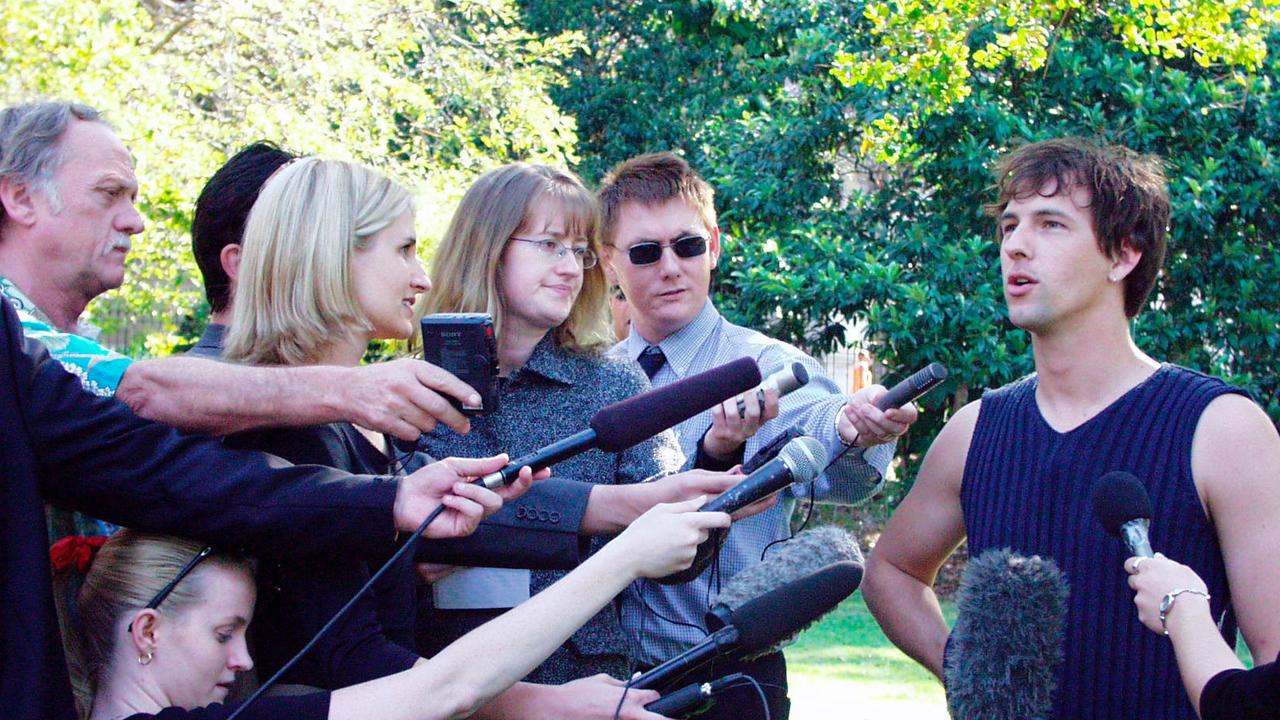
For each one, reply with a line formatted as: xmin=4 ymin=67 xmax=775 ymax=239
xmin=862 ymin=400 xmax=978 ymax=679
xmin=116 ymin=356 xmax=478 ymax=440
xmin=329 ymin=499 xmax=730 ymax=720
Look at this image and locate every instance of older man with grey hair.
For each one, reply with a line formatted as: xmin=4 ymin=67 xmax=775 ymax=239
xmin=0 ymin=100 xmax=486 ymax=537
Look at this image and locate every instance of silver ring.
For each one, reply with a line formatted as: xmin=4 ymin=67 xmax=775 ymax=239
xmin=1131 ymin=557 xmax=1146 ymax=573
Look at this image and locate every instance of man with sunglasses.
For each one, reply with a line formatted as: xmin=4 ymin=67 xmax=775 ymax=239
xmin=599 ymin=152 xmax=917 ymax=719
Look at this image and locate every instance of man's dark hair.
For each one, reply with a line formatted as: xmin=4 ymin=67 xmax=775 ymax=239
xmin=988 ymin=137 xmax=1170 ymax=318
xmin=192 ymin=142 xmax=296 ymax=313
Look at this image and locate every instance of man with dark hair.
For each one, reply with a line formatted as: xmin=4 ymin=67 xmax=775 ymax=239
xmin=864 ymin=138 xmax=1280 ymax=719
xmin=599 ymin=151 xmax=916 ymax=719
xmin=188 ymin=141 xmax=296 ymax=357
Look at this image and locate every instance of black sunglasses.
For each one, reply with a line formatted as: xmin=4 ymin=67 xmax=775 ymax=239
xmin=127 ymin=546 xmax=214 ymax=633
xmin=624 ymin=235 xmax=708 ymax=266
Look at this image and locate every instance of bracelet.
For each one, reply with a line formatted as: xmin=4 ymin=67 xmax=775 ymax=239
xmin=1158 ymin=588 xmax=1210 ymax=636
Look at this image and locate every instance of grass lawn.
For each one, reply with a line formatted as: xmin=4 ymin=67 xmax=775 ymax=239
xmin=784 ymin=593 xmax=955 ymax=719
xmin=784 ymin=592 xmax=1255 ymax=719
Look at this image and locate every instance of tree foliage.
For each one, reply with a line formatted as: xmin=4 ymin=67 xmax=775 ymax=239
xmin=525 ymin=0 xmax=1280 ymax=492
xmin=1 ymin=0 xmax=581 ymax=353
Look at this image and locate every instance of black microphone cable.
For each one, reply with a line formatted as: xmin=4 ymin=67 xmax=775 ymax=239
xmin=226 ymin=502 xmax=449 ymax=719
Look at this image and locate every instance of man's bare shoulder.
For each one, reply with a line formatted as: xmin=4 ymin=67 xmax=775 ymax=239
xmin=1192 ymin=392 xmax=1280 ymax=503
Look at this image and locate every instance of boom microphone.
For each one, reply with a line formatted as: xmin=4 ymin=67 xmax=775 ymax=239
xmin=633 ymin=561 xmax=863 ymax=690
xmin=655 ymin=436 xmax=826 ymax=585
xmin=1091 ymin=471 xmax=1154 ymax=558
xmin=944 ymin=548 xmax=1068 ymax=720
xmin=478 ymin=357 xmax=761 ymax=488
xmin=736 ymin=361 xmax=810 ymax=416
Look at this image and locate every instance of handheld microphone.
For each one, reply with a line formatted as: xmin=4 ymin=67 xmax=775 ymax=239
xmin=944 ymin=548 xmax=1068 ymax=720
xmin=644 ymin=673 xmax=749 ymax=717
xmin=477 ymin=357 xmax=761 ymax=488
xmin=735 ymin=361 xmax=809 ymax=416
xmin=633 ymin=561 xmax=863 ymax=690
xmin=875 ymin=362 xmax=948 ymax=411
xmin=1091 ymin=471 xmax=1154 ymax=558
xmin=655 ymin=436 xmax=826 ymax=585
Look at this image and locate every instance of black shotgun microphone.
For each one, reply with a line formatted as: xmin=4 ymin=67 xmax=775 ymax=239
xmin=655 ymin=436 xmax=826 ymax=585
xmin=944 ymin=549 xmax=1068 ymax=720
xmin=633 ymin=561 xmax=863 ymax=690
xmin=477 ymin=357 xmax=761 ymax=488
xmin=644 ymin=673 xmax=750 ymax=717
xmin=1092 ymin=471 xmax=1154 ymax=558
xmin=875 ymin=361 xmax=948 ymax=410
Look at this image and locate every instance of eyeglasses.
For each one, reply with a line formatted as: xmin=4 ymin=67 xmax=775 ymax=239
xmin=510 ymin=237 xmax=598 ymax=269
xmin=127 ymin=546 xmax=213 ymax=632
xmin=621 ymin=235 xmax=708 ymax=266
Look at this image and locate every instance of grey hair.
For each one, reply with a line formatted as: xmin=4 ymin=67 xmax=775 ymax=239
xmin=0 ymin=101 xmax=106 ymax=221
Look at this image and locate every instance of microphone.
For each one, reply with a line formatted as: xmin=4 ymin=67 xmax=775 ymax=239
xmin=643 ymin=672 xmax=749 ymax=717
xmin=633 ymin=561 xmax=863 ymax=690
xmin=707 ymin=526 xmax=864 ymax=650
xmin=943 ymin=548 xmax=1068 ymax=720
xmin=477 ymin=357 xmax=761 ymax=488
xmin=735 ymin=361 xmax=809 ymax=416
xmin=1091 ymin=471 xmax=1154 ymax=558
xmin=875 ymin=361 xmax=948 ymax=410
xmin=654 ymin=436 xmax=826 ymax=585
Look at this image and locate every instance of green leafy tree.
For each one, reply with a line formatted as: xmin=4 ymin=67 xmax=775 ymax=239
xmin=2 ymin=0 xmax=581 ymax=354
xmin=526 ymin=0 xmax=1280 ymax=494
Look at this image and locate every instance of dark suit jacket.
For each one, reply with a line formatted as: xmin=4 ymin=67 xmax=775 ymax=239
xmin=0 ymin=298 xmax=400 ymax=720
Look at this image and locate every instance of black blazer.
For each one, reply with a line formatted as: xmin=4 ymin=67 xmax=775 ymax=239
xmin=0 ymin=298 xmax=401 ymax=720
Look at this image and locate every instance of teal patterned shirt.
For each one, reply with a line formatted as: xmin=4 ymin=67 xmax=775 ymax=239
xmin=1 ymin=276 xmax=129 ymax=539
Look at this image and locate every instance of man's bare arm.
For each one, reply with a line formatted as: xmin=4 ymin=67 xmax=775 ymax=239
xmin=1193 ymin=393 xmax=1280 ymax=663
xmin=863 ymin=400 xmax=979 ymax=679
xmin=115 ymin=356 xmax=478 ymax=439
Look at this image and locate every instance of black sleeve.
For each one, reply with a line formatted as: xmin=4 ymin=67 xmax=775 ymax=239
xmin=415 ymin=477 xmax=591 ymax=570
xmin=20 ymin=333 xmax=398 ymax=560
xmin=126 ymin=693 xmax=330 ymax=719
xmin=1200 ymin=656 xmax=1280 ymax=720
xmin=693 ymin=426 xmax=743 ymax=471
xmin=252 ymin=557 xmax=418 ymax=689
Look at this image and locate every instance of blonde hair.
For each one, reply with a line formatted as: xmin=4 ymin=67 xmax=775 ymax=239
xmin=224 ymin=158 xmax=414 ymax=365
xmin=68 ymin=531 xmax=252 ymax=711
xmin=424 ymin=163 xmax=610 ymax=353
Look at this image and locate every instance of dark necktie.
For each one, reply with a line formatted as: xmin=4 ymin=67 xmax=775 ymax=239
xmin=637 ymin=345 xmax=666 ymax=380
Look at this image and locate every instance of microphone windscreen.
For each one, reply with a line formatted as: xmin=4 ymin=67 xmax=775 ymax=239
xmin=779 ymin=436 xmax=826 ymax=484
xmin=710 ymin=526 xmax=863 ymax=614
xmin=944 ymin=548 xmax=1068 ymax=720
xmin=731 ymin=561 xmax=863 ymax=657
xmin=590 ymin=357 xmax=761 ymax=452
xmin=1091 ymin=471 xmax=1153 ymax=537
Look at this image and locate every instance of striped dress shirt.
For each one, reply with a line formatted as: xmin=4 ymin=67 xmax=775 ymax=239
xmin=611 ymin=299 xmax=894 ymax=665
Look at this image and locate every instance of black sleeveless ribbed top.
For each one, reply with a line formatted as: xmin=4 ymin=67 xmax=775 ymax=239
xmin=962 ymin=364 xmax=1245 ymax=719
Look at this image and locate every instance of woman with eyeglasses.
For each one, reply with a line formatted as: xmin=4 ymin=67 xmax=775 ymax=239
xmin=415 ymin=163 xmax=733 ymax=686
xmin=214 ymin=158 xmax=683 ymax=718
xmin=69 ymin=500 xmax=726 ymax=719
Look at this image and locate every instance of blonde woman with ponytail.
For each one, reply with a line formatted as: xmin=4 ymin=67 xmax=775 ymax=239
xmin=70 ymin=500 xmax=726 ymax=719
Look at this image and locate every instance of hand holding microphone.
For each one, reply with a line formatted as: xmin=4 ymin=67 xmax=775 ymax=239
xmin=703 ymin=362 xmax=810 ymax=461
xmin=837 ymin=362 xmax=946 ymax=447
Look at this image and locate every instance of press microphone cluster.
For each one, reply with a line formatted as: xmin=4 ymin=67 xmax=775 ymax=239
xmin=633 ymin=560 xmax=863 ymax=690
xmin=477 ymin=357 xmax=762 ymax=488
xmin=944 ymin=548 xmax=1068 ymax=720
xmin=1092 ymin=470 xmax=1154 ymax=558
xmin=655 ymin=435 xmax=827 ymax=584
